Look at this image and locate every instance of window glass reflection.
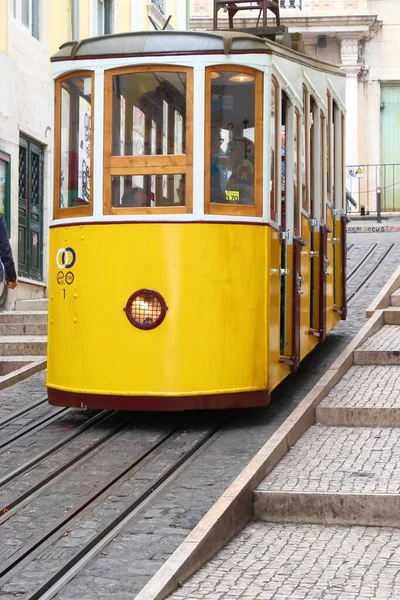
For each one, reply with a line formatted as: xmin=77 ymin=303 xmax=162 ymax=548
xmin=209 ymin=70 xmax=256 ymax=206
xmin=112 ymin=72 xmax=186 ymax=157
xmin=60 ymin=76 xmax=92 ymax=209
xmin=112 ymin=174 xmax=186 ymax=208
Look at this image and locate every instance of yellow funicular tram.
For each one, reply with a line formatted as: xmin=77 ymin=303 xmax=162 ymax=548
xmin=47 ymin=1 xmax=347 ymax=411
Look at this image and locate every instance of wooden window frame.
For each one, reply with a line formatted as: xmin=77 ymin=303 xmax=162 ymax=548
xmin=310 ymin=94 xmax=317 ymax=219
xmin=53 ymin=70 xmax=94 ymax=220
xmin=204 ymin=65 xmax=263 ymax=218
xmin=103 ymin=65 xmax=193 ymax=215
xmin=320 ymin=109 xmax=326 ymax=224
xmin=302 ymin=85 xmax=310 ymax=213
xmin=269 ymin=76 xmax=279 ymax=222
xmin=326 ymin=91 xmax=332 ymax=204
xmin=341 ymin=111 xmax=345 ymax=212
xmin=294 ymin=108 xmax=301 ymax=235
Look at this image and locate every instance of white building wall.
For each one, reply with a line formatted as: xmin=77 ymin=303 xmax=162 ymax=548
xmin=0 ymin=6 xmax=51 ymax=301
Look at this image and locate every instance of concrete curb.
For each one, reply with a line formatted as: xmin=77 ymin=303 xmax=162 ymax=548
xmin=0 ymin=357 xmax=46 ymax=391
xmin=135 ymin=310 xmax=385 ymax=600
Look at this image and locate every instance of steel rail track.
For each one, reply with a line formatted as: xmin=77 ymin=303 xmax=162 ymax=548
xmin=0 ymin=409 xmax=115 ymax=488
xmin=0 ymin=413 xmax=232 ymax=598
xmin=0 ymin=406 xmax=71 ymax=451
xmin=28 ymin=417 xmax=229 ymax=600
xmin=346 ymin=243 xmax=377 ymax=281
xmin=347 ymin=243 xmax=395 ymax=304
xmin=0 ymin=396 xmax=48 ymax=430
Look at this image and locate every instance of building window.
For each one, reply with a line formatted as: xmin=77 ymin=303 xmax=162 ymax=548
xmin=151 ymin=0 xmax=165 ymax=15
xmin=0 ymin=151 xmax=11 ymax=234
xmin=13 ymin=0 xmax=40 ymax=39
xmin=96 ymin=0 xmax=112 ymax=35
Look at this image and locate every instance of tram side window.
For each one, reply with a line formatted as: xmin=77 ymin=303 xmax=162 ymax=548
xmin=301 ymin=86 xmax=308 ymax=212
xmin=207 ymin=68 xmax=262 ymax=214
xmin=58 ymin=75 xmax=93 ymax=210
xmin=294 ymin=110 xmax=301 ymax=235
xmin=270 ymin=78 xmax=278 ymax=221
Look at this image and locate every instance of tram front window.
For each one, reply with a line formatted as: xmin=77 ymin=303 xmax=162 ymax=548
xmin=111 ymin=71 xmax=186 ymax=157
xmin=59 ymin=75 xmax=92 ymax=209
xmin=112 ymin=174 xmax=186 ymax=208
xmin=208 ymin=69 xmax=257 ymax=208
xmin=104 ymin=66 xmax=192 ymax=214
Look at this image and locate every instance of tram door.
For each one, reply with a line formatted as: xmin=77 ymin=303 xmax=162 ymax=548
xmin=279 ymin=93 xmax=301 ymax=371
xmin=318 ymin=110 xmax=328 ymax=341
xmin=279 ymin=93 xmax=288 ymax=358
xmin=309 ymin=96 xmax=318 ymax=335
xmin=332 ymin=102 xmax=347 ymax=319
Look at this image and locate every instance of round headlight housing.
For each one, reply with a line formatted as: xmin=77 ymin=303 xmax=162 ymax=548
xmin=124 ymin=289 xmax=167 ymax=330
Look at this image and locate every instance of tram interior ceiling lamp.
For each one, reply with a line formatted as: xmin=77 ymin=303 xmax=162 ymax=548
xmin=210 ymin=71 xmax=220 ymax=79
xmin=124 ymin=288 xmax=168 ymax=330
xmin=229 ymin=73 xmax=254 ymax=83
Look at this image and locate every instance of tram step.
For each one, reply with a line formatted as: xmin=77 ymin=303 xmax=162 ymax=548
xmin=15 ymin=298 xmax=48 ymax=312
xmin=0 ymin=335 xmax=47 ymax=356
xmin=353 ymin=324 xmax=400 ymax=365
xmin=0 ymin=310 xmax=47 ymax=324
xmin=0 ymin=322 xmax=47 ymax=336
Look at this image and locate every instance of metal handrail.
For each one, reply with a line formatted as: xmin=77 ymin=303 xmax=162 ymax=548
xmin=346 ymin=163 xmax=400 ymax=217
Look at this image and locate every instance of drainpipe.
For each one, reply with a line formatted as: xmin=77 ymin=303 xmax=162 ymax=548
xmin=186 ymin=0 xmax=190 ymax=30
xmin=72 ymin=0 xmax=79 ymax=40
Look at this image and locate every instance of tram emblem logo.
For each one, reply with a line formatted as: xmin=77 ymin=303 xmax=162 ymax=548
xmin=56 ymin=247 xmax=76 ymax=270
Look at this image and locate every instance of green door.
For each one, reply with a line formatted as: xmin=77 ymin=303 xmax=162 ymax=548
xmin=18 ymin=136 xmax=44 ymax=280
xmin=381 ymin=86 xmax=400 ymax=210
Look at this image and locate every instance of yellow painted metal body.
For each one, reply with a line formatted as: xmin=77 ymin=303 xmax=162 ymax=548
xmin=47 ymin=219 xmax=345 ymax=404
xmin=48 ymin=223 xmax=269 ymax=397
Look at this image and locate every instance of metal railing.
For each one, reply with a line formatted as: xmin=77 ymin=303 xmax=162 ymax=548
xmin=346 ymin=164 xmax=400 ymax=218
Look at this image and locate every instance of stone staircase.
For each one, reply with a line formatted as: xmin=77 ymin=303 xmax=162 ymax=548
xmin=253 ymin=284 xmax=400 ymax=528
xmin=0 ymin=297 xmax=47 ymax=386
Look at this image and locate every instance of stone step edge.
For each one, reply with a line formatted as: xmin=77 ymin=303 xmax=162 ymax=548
xmin=0 ymin=335 xmax=47 ymax=343
xmin=316 ymin=406 xmax=400 ymax=426
xmin=253 ymin=491 xmax=400 ymax=527
xmin=0 ymin=311 xmax=48 ymax=315
xmin=354 ymin=350 xmax=400 ymax=365
xmin=0 ymin=358 xmax=46 ymax=392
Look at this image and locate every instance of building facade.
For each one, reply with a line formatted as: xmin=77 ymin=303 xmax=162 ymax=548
xmin=0 ymin=0 xmax=187 ymax=306
xmin=190 ymin=0 xmax=400 ymax=213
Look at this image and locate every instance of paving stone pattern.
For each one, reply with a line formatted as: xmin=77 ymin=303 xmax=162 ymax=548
xmin=319 ymin=365 xmax=400 ymax=409
xmin=0 ymin=370 xmax=46 ymax=420
xmin=357 ymin=325 xmax=400 ymax=351
xmin=257 ymin=426 xmax=400 ymax=494
xmin=169 ymin=522 xmax=400 ymax=600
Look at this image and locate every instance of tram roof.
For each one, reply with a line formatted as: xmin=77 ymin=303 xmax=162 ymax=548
xmin=51 ymin=29 xmax=343 ymax=75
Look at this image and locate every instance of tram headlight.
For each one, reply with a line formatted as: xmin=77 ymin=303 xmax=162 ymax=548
xmin=124 ymin=289 xmax=168 ymax=330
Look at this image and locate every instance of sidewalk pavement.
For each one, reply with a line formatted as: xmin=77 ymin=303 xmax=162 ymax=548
xmin=168 ymin=292 xmax=400 ymax=599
